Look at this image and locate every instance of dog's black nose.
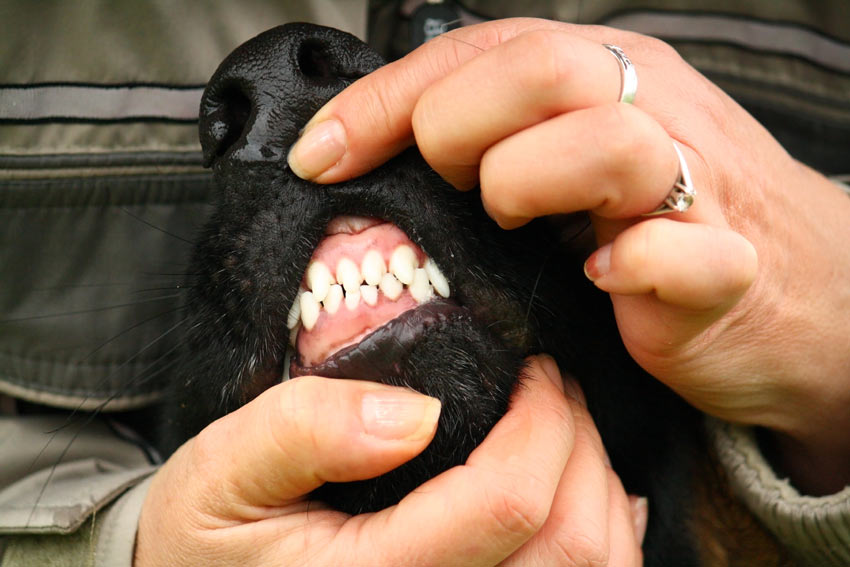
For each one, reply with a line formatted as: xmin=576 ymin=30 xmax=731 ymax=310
xmin=199 ymin=23 xmax=384 ymax=168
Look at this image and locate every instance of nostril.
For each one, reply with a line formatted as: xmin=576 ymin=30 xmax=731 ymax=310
xmin=297 ymin=39 xmax=336 ymax=82
xmin=206 ymin=83 xmax=252 ymax=161
xmin=297 ymin=38 xmax=365 ymax=85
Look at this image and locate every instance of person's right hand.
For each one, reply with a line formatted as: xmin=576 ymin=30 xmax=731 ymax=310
xmin=134 ymin=356 xmax=645 ymax=566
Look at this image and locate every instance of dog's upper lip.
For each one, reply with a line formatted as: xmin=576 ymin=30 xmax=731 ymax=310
xmin=324 ymin=215 xmax=383 ymax=236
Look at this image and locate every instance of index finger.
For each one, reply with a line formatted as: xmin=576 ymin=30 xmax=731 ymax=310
xmin=286 ymin=19 xmax=576 ymax=183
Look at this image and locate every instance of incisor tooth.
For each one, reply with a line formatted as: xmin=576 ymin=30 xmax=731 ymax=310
xmin=345 ymin=287 xmax=361 ymax=310
xmin=324 ymin=284 xmax=343 ymax=314
xmin=389 ymin=245 xmax=417 ymax=285
xmin=361 ymin=284 xmax=378 ymax=306
xmin=287 ymin=292 xmax=302 ymax=329
xmin=299 ymin=291 xmax=320 ymax=331
xmin=361 ymin=250 xmax=386 ymax=286
xmin=336 ymin=257 xmax=362 ymax=293
xmin=306 ymin=261 xmax=333 ymax=302
xmin=379 ymin=272 xmax=403 ymax=300
xmin=409 ymin=268 xmax=433 ymax=303
xmin=424 ymin=259 xmax=450 ymax=298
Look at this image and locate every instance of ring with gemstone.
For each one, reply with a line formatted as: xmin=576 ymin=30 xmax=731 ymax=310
xmin=643 ymin=142 xmax=697 ymax=216
xmin=603 ymin=44 xmax=638 ymax=104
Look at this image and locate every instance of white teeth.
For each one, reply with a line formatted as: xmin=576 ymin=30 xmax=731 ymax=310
xmin=379 ymin=272 xmax=403 ymax=300
xmin=306 ymin=261 xmax=333 ymax=302
xmin=336 ymin=257 xmax=362 ymax=293
xmin=361 ymin=250 xmax=386 ymax=286
xmin=360 ymin=284 xmax=378 ymax=306
xmin=295 ymin=245 xmax=451 ymax=331
xmin=289 ymin=325 xmax=298 ymax=347
xmin=424 ymin=259 xmax=450 ymax=298
xmin=299 ymin=291 xmax=320 ymax=331
xmin=409 ymin=268 xmax=433 ymax=303
xmin=389 ymin=245 xmax=417 ymax=285
xmin=345 ymin=287 xmax=361 ymax=310
xmin=287 ymin=292 xmax=302 ymax=329
xmin=324 ymin=284 xmax=343 ymax=314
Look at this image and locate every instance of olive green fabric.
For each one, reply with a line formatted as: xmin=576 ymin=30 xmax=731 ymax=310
xmin=0 ymin=414 xmax=155 ymax=567
xmin=0 ymin=477 xmax=154 ymax=567
xmin=0 ymin=0 xmax=367 ymax=410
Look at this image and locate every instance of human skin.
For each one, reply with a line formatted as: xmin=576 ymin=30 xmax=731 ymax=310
xmin=287 ymin=19 xmax=850 ymax=495
xmin=135 ymin=356 xmax=644 ymax=566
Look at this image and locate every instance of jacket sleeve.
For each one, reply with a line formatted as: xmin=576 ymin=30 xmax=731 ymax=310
xmin=0 ymin=414 xmax=157 ymax=567
xmin=708 ymin=418 xmax=850 ymax=566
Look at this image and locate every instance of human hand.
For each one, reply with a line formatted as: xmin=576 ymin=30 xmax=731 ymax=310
xmin=135 ymin=356 xmax=645 ymax=566
xmin=286 ymin=19 xmax=850 ymax=493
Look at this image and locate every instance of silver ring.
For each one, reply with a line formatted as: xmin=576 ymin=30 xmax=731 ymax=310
xmin=603 ymin=44 xmax=637 ymax=104
xmin=643 ymin=142 xmax=696 ymax=216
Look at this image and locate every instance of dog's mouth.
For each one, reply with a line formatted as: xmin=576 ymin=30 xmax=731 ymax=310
xmin=287 ymin=215 xmax=460 ymax=380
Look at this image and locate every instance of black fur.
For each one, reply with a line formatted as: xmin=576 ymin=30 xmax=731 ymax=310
xmin=163 ymin=24 xmax=704 ymax=566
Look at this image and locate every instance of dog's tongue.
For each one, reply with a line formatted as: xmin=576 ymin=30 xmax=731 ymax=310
xmin=295 ymin=221 xmax=429 ymax=367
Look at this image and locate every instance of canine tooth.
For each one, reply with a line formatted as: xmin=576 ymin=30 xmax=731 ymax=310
xmin=324 ymin=284 xmax=343 ymax=314
xmin=361 ymin=250 xmax=386 ymax=286
xmin=336 ymin=257 xmax=362 ymax=293
xmin=379 ymin=272 xmax=403 ymax=300
xmin=424 ymin=259 xmax=450 ymax=298
xmin=409 ymin=268 xmax=433 ymax=303
xmin=361 ymin=284 xmax=378 ymax=306
xmin=345 ymin=287 xmax=361 ymax=310
xmin=389 ymin=245 xmax=417 ymax=285
xmin=299 ymin=291 xmax=320 ymax=331
xmin=286 ymin=292 xmax=302 ymax=329
xmin=289 ymin=326 xmax=298 ymax=348
xmin=306 ymin=261 xmax=333 ymax=302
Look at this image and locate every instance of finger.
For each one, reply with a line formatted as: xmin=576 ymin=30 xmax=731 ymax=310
xmin=411 ymin=30 xmax=622 ymax=189
xmin=316 ymin=355 xmax=576 ymax=566
xmin=584 ymin=218 xmax=758 ymax=311
xmin=479 ymin=103 xmax=680 ymax=228
xmin=506 ymin=375 xmax=612 ymax=566
xmin=286 ymin=19 xmax=588 ymax=183
xmin=187 ymin=376 xmax=440 ymax=519
xmin=606 ymin=470 xmax=644 ymax=567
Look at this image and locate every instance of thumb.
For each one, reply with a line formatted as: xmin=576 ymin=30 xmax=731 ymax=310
xmin=184 ymin=376 xmax=440 ymax=520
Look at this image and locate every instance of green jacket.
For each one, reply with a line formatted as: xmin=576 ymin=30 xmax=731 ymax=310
xmin=1 ymin=1 xmax=848 ymax=565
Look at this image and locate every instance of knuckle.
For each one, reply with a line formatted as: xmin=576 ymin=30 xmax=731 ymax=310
xmin=483 ymin=471 xmax=550 ymax=539
xmin=552 ymin=531 xmax=610 ymax=567
xmin=512 ymin=30 xmax=578 ymax=95
xmin=643 ymin=35 xmax=678 ymax=60
xmin=411 ymin=90 xmax=448 ymax=162
xmin=599 ymin=105 xmax=659 ymax=179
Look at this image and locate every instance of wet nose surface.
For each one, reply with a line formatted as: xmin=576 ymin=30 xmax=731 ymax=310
xmin=199 ymin=23 xmax=384 ymax=168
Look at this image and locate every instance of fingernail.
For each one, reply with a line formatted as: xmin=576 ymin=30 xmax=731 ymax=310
xmin=362 ymin=389 xmax=441 ymax=441
xmin=630 ymin=496 xmax=649 ymax=547
xmin=583 ymin=244 xmax=611 ymax=282
xmin=287 ymin=119 xmax=346 ymax=180
xmin=535 ymin=354 xmax=564 ymax=394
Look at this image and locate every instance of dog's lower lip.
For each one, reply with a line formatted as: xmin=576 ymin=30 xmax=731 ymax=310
xmin=290 ymin=299 xmax=465 ymax=381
